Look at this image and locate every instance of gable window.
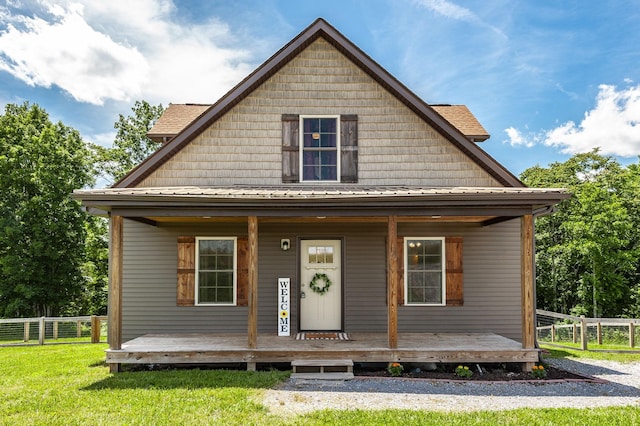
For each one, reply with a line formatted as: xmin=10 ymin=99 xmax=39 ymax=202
xmin=301 ymin=116 xmax=339 ymax=182
xmin=282 ymin=114 xmax=358 ymax=183
xmin=195 ymin=237 xmax=237 ymax=305
xmin=404 ymin=237 xmax=446 ymax=305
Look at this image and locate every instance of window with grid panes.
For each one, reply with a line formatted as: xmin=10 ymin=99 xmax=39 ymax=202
xmin=196 ymin=237 xmax=236 ymax=305
xmin=405 ymin=238 xmax=446 ymax=305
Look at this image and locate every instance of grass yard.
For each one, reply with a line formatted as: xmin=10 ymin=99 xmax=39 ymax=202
xmin=541 ymin=344 xmax=640 ymax=362
xmin=1 ymin=344 xmax=639 ymax=425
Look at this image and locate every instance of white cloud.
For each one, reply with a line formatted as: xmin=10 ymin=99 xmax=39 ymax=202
xmin=504 ymin=84 xmax=640 ymax=158
xmin=504 ymin=127 xmax=534 ymax=148
xmin=0 ymin=2 xmax=148 ymax=104
xmin=412 ymin=0 xmax=506 ymax=38
xmin=414 ymin=0 xmax=475 ymax=21
xmin=0 ymin=1 xmax=254 ymax=105
xmin=544 ymin=84 xmax=640 ymax=157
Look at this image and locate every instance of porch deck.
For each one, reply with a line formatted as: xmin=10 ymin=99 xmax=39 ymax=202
xmin=106 ymin=332 xmax=539 ymax=366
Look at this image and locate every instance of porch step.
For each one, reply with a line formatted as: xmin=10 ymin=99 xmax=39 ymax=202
xmin=290 ymin=359 xmax=354 ymax=380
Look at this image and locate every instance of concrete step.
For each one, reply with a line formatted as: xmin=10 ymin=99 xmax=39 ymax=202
xmin=290 ymin=359 xmax=354 ymax=380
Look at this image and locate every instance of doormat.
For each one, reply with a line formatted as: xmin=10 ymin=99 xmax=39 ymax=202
xmin=295 ymin=332 xmax=350 ymax=341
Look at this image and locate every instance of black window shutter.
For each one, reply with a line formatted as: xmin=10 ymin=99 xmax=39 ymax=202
xmin=340 ymin=115 xmax=358 ymax=183
xmin=282 ymin=114 xmax=299 ymax=183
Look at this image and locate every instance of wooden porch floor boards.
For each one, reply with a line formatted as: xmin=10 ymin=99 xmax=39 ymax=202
xmin=106 ymin=332 xmax=539 ymax=365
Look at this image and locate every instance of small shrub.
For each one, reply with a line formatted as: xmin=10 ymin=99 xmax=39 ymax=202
xmin=530 ymin=364 xmax=548 ymax=379
xmin=387 ymin=362 xmax=404 ymax=377
xmin=455 ymin=365 xmax=473 ymax=378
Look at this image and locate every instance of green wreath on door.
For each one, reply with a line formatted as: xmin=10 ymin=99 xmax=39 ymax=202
xmin=309 ymin=273 xmax=332 ymax=295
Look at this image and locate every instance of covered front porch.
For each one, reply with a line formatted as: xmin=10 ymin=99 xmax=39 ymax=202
xmin=71 ymin=186 xmax=572 ymax=372
xmin=106 ymin=332 xmax=539 ymax=367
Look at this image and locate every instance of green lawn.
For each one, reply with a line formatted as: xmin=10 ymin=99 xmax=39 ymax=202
xmin=540 ymin=340 xmax=640 ymax=351
xmin=1 ymin=344 xmax=639 ymax=425
xmin=542 ymin=344 xmax=640 ymax=362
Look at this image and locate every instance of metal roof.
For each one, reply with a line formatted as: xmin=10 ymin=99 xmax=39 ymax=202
xmin=75 ymin=185 xmax=568 ymax=204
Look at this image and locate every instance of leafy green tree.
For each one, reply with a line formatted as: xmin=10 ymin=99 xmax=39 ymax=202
xmin=84 ymin=217 xmax=109 ymax=314
xmin=80 ymin=101 xmax=164 ymax=314
xmin=0 ymin=102 xmax=93 ymax=317
xmin=522 ymin=150 xmax=638 ymax=317
xmin=94 ymin=100 xmax=164 ymax=184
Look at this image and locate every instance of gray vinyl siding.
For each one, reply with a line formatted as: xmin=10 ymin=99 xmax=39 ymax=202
xmin=121 ymin=219 xmax=248 ymax=340
xmin=121 ymin=218 xmax=522 ymax=342
xmin=396 ymin=221 xmax=522 ymax=341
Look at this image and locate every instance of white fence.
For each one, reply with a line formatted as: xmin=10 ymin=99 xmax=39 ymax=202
xmin=0 ymin=315 xmax=107 ymax=346
xmin=537 ymin=309 xmax=640 ymax=351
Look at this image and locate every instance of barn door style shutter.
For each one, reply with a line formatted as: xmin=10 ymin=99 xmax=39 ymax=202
xmin=340 ymin=114 xmax=358 ymax=183
xmin=282 ymin=114 xmax=299 ymax=182
xmin=236 ymin=237 xmax=249 ymax=306
xmin=445 ymin=237 xmax=464 ymax=306
xmin=177 ymin=236 xmax=195 ymax=306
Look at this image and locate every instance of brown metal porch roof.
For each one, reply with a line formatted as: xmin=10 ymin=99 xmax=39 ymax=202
xmin=76 ymin=185 xmax=566 ymax=200
xmin=74 ymin=185 xmax=568 ymax=215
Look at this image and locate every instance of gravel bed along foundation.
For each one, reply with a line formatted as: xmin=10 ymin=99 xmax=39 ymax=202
xmin=262 ymin=358 xmax=640 ymax=415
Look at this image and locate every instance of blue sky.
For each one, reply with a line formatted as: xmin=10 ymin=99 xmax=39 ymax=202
xmin=1 ymin=0 xmax=640 ymax=181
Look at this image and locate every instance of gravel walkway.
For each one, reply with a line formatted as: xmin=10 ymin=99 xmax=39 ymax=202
xmin=262 ymin=358 xmax=640 ymax=415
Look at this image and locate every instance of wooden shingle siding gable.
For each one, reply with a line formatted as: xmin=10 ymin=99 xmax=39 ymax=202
xmin=138 ymin=38 xmax=500 ymax=188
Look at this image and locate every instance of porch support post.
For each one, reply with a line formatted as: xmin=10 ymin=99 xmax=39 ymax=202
xmin=248 ymin=216 xmax=258 ymax=349
xmin=521 ymin=214 xmax=535 ymax=358
xmin=108 ymin=215 xmax=123 ymax=373
xmin=387 ymin=215 xmax=398 ymax=349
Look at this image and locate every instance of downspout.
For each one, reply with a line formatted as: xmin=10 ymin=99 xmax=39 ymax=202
xmin=531 ymin=206 xmax=556 ymax=358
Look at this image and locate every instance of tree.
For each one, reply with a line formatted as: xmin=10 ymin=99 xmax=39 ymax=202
xmin=521 ymin=150 xmax=638 ymax=317
xmin=78 ymin=101 xmax=164 ymax=314
xmin=0 ymin=102 xmax=93 ymax=317
xmin=94 ymin=100 xmax=164 ymax=184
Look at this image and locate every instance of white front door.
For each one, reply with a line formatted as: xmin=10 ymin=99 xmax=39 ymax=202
xmin=300 ymin=239 xmax=342 ymax=331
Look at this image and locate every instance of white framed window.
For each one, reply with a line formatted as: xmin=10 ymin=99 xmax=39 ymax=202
xmin=195 ymin=237 xmax=237 ymax=305
xmin=300 ymin=116 xmax=340 ymax=182
xmin=404 ymin=237 xmax=446 ymax=306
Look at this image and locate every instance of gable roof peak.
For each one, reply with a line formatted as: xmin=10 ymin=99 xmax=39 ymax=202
xmin=115 ymin=18 xmax=523 ymax=188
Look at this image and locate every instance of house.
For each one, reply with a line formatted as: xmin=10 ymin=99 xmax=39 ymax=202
xmin=74 ymin=18 xmax=568 ymax=373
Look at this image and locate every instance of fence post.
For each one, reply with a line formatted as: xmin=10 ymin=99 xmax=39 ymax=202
xmin=572 ymin=323 xmax=578 ymax=343
xmin=580 ymin=315 xmax=588 ymax=350
xmin=551 ymin=324 xmax=556 ymax=342
xmin=38 ymin=317 xmax=45 ymax=345
xmin=77 ymin=320 xmax=82 ymax=338
xmin=630 ymin=322 xmax=635 ymax=348
xmin=597 ymin=322 xmax=603 ymax=345
xmin=24 ymin=321 xmax=30 ymax=342
xmin=91 ymin=315 xmax=101 ymax=343
xmin=53 ymin=321 xmax=58 ymax=340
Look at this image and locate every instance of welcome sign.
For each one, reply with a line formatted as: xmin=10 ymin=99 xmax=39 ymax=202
xmin=278 ymin=278 xmax=290 ymax=336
